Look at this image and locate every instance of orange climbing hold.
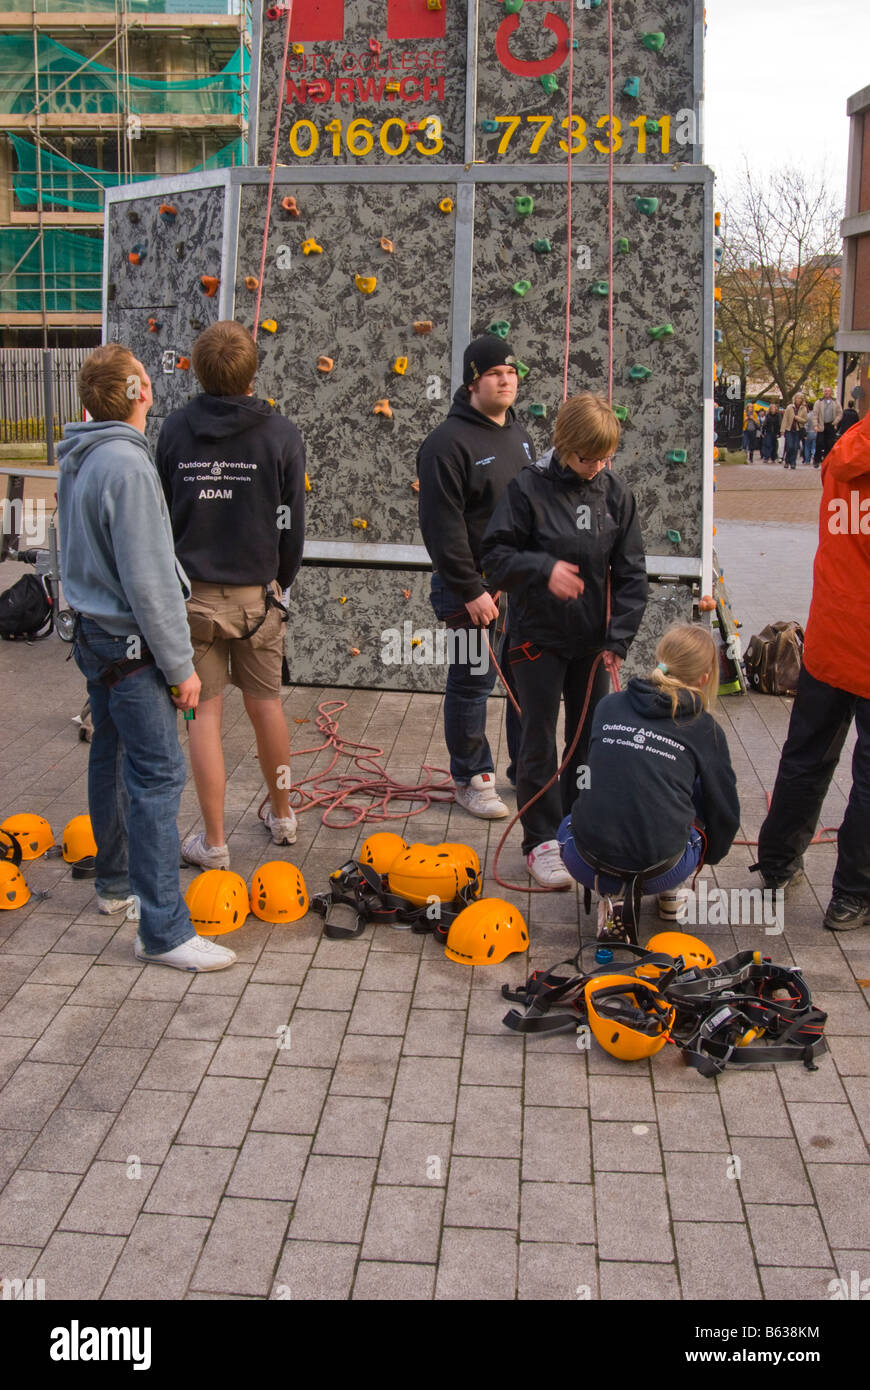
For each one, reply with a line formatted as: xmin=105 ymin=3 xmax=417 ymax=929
xmin=699 ymin=595 xmax=716 ymax=612
xmin=147 ymin=317 xmax=160 ymax=333
xmin=281 ymin=196 xmax=300 ymax=216
xmin=372 ymin=400 xmax=392 ymax=418
xmin=244 ymin=275 xmax=259 ymax=291
xmin=413 ymin=320 xmax=433 ymax=334
xmin=317 ymin=356 xmax=334 ymax=372
xmin=200 ymin=276 xmax=220 ymax=297
xmin=176 ymin=356 xmax=190 ymax=370
xmin=350 ymin=647 xmax=361 ymax=656
xmin=380 ymin=237 xmax=394 ymax=253
xmin=402 ymin=589 xmax=411 ymax=600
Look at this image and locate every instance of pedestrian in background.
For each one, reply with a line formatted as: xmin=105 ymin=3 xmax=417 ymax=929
xmin=837 ymin=399 xmax=859 ymax=437
xmin=761 ymin=402 xmax=781 ymax=462
xmin=744 ymin=406 xmax=759 ymax=462
xmin=812 ymin=387 xmax=843 ymax=466
xmin=781 ymin=393 xmax=808 ymax=470
xmin=803 ymin=403 xmax=817 ymax=464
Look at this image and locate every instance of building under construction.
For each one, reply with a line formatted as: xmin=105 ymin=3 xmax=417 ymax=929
xmin=0 ymin=0 xmax=250 ymax=352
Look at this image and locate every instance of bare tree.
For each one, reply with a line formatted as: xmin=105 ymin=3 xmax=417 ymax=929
xmin=717 ymin=165 xmax=841 ymax=401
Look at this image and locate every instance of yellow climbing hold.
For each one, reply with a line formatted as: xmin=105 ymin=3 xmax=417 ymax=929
xmin=260 ymin=319 xmax=278 ymax=334
xmin=302 ymin=238 xmax=323 ymax=255
xmin=355 ymin=275 xmax=377 ymax=294
xmin=439 ymin=197 xmax=454 ymax=214
xmin=352 ymin=518 xmax=368 ymax=529
xmin=393 ymin=357 xmax=409 ymax=375
xmin=304 ymin=473 xmax=312 ymax=492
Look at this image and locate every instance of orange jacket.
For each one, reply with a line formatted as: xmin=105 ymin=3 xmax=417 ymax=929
xmin=803 ymin=413 xmax=870 ymax=698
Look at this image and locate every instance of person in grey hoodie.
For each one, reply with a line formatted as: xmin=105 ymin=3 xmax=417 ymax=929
xmin=58 ymin=344 xmax=236 ymax=972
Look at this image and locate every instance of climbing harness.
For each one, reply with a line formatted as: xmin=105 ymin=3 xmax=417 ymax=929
xmin=311 ymin=848 xmax=482 ymax=943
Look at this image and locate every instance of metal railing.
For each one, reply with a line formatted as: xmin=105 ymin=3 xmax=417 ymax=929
xmin=0 ymin=347 xmax=87 ymax=443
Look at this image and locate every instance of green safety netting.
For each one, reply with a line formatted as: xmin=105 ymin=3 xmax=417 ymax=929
xmin=0 ymin=228 xmax=103 ymax=313
xmin=8 ymin=133 xmax=246 ymax=211
xmin=0 ymin=33 xmax=248 ymax=117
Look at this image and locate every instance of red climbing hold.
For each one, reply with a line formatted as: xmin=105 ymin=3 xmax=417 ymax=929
xmin=200 ymin=276 xmax=220 ymax=297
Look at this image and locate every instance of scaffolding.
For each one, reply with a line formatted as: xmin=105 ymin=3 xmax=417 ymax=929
xmin=0 ymin=0 xmax=250 ymax=340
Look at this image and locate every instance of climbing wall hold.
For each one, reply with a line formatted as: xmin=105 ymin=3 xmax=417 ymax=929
xmin=488 ymin=320 xmax=511 ymax=339
xmin=307 ymin=80 xmax=329 ymax=99
xmin=515 ymin=196 xmax=534 ymax=215
xmin=540 ymin=74 xmax=559 ymax=95
xmin=516 ymin=362 xmax=530 ymax=379
xmin=244 ymin=275 xmax=259 ymax=291
xmin=622 ymin=77 xmax=640 ymax=98
xmin=393 ymin=357 xmax=409 ymax=375
xmin=503 ymin=0 xmax=523 ymax=11
xmin=380 ymin=237 xmax=394 ymax=253
xmin=402 ymin=589 xmax=411 ymax=600
xmin=304 ymin=473 xmax=312 ymax=491
xmin=352 ymin=517 xmax=369 ymax=528
xmin=439 ymin=197 xmax=454 ymax=214
xmin=640 ymin=32 xmax=666 ymax=52
xmin=529 ymin=403 xmax=548 ymax=418
xmin=317 ymin=356 xmax=334 ymax=372
xmin=338 ymin=595 xmax=348 ymax=604
xmin=200 ymin=276 xmax=220 ymax=297
xmin=372 ymin=400 xmax=392 ymax=418
xmin=427 ymin=0 xmax=442 ymax=9
xmin=667 ymin=529 xmax=682 ymax=544
xmin=127 ymin=210 xmax=140 ymax=224
xmin=176 ymin=356 xmax=190 ymax=371
xmin=350 ymin=648 xmax=361 ymax=657
xmin=411 ymin=479 xmax=420 ymax=492
xmin=189 ymin=316 xmax=204 ymax=331
xmin=628 ymin=365 xmax=653 ymax=381
xmin=714 ymin=287 xmax=722 ymax=303
xmin=266 ymin=6 xmax=285 ymax=18
xmin=698 ymin=595 xmax=716 ymax=612
xmin=648 ymin=323 xmax=674 ymax=340
xmin=127 ymin=244 xmax=146 ymax=265
xmin=355 ymin=275 xmax=377 ymax=294
xmin=634 ymin=197 xmax=659 ymax=215
xmin=666 ymin=449 xmax=687 ymax=464
xmin=385 ymin=81 xmax=401 ymax=94
xmin=615 ymin=237 xmax=630 ymax=254
xmin=644 ymin=119 xmax=660 ymax=134
xmin=480 ymin=119 xmax=499 ymax=133
xmin=413 ymin=321 xmax=433 ymax=334
xmin=302 ymin=238 xmax=323 ymax=255
xmin=260 ymin=320 xmax=278 ymax=334
xmin=612 ymin=406 xmax=629 ymax=422
xmin=512 ymin=280 xmax=532 ymax=297
xmin=369 ymin=37 xmax=381 ymax=54
xmin=590 ymin=280 xmax=609 ymax=297
xmin=281 ymin=196 xmax=300 ymax=216
xmin=714 ymin=329 xmax=723 ymax=344
xmin=533 ymin=238 xmax=552 ymax=253
xmin=158 ymin=204 xmax=177 ymax=225
xmin=147 ymin=317 xmax=161 ymax=333
xmin=175 ymin=242 xmax=185 ymax=260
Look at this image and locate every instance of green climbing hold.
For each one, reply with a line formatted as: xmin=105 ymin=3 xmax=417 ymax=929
xmin=629 ymin=365 xmax=653 ymax=381
xmin=529 ymin=403 xmax=548 ymax=419
xmin=644 ymin=119 xmax=660 ymax=135
xmin=503 ymin=0 xmax=523 ymax=12
xmin=666 ymin=450 xmax=687 ymax=464
xmin=615 ymin=237 xmax=630 ymax=254
xmin=667 ymin=529 xmax=682 ymax=544
xmin=635 ymin=197 xmax=659 ymax=215
xmin=512 ymin=279 xmax=532 ymax=297
xmin=488 ymin=320 xmax=511 ymax=340
xmin=540 ymin=74 xmax=559 ymax=95
xmin=533 ymin=238 xmax=552 ymax=253
xmin=622 ymin=77 xmax=640 ymax=99
xmin=515 ymin=196 xmax=534 ymax=216
xmin=480 ymin=119 xmax=499 ymax=133
xmin=516 ymin=362 xmax=530 ymax=379
xmin=648 ymin=323 xmax=674 ymax=340
xmin=640 ymin=32 xmax=666 ymax=53
xmin=612 ymin=405 xmax=628 ymax=423
xmin=589 ymin=0 xmax=602 ymax=8
xmin=590 ymin=280 xmax=609 ymax=297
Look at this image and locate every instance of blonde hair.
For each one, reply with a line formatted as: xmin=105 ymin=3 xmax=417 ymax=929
xmin=650 ymin=624 xmax=719 ymax=717
xmin=554 ymin=392 xmax=620 ymax=463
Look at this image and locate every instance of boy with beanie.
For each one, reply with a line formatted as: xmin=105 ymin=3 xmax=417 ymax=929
xmin=417 ymin=334 xmax=530 ymax=818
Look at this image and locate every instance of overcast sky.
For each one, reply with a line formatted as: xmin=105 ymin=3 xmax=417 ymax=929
xmin=704 ymin=0 xmax=869 ymax=206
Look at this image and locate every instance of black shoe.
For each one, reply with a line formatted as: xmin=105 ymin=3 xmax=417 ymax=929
xmin=823 ymin=893 xmax=870 ymax=932
xmin=750 ymin=862 xmax=804 ymax=893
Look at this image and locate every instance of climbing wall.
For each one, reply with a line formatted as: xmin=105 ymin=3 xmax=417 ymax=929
xmin=103 ymin=1 xmax=713 ymax=691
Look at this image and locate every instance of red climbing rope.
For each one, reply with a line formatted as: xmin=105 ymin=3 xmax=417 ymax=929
xmin=562 ymin=0 xmax=576 ymax=404
xmin=606 ymin=0 xmax=615 ymax=403
xmin=253 ymin=1 xmax=295 ymax=341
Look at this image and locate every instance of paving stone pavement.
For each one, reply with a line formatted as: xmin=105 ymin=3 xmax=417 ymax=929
xmin=0 ymin=491 xmax=866 ymax=1302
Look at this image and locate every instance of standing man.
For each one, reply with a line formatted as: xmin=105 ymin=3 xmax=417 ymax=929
xmin=58 ymin=344 xmax=235 ymax=972
xmin=781 ymin=392 xmax=807 ymax=470
xmin=812 ymin=387 xmax=843 ymax=467
xmin=417 ymin=334 xmax=530 ymax=818
xmin=754 ymin=412 xmax=870 ymax=930
xmin=156 ymin=321 xmax=305 ymax=870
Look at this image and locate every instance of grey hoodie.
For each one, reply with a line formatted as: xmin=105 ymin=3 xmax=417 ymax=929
xmin=57 ymin=420 xmax=194 ymax=685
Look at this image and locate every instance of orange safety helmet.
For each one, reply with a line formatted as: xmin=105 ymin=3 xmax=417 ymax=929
xmin=250 ymin=861 xmax=308 ymax=924
xmin=185 ymin=870 xmax=249 ymax=936
xmin=62 ymin=814 xmax=98 ymax=863
xmin=0 ymin=814 xmax=53 ymax=861
xmin=437 ymin=842 xmax=482 ymax=898
xmin=584 ymin=972 xmax=675 ymax=1060
xmin=388 ymin=842 xmax=480 ymax=906
xmin=444 ymin=897 xmax=529 ymax=966
xmin=0 ymin=861 xmax=31 ymax=910
xmin=357 ymin=832 xmax=407 ymax=877
xmin=645 ymin=931 xmax=716 ymax=971
xmin=0 ymin=828 xmax=23 ymax=867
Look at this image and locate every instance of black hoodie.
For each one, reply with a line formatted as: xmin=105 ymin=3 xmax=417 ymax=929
xmin=481 ymin=448 xmax=648 ymax=658
xmin=570 ymin=680 xmax=740 ymax=869
xmin=416 ymin=387 xmax=533 ymax=600
xmin=155 ymin=395 xmax=305 ymax=589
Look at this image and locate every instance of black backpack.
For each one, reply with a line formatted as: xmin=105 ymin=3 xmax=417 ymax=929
xmin=0 ymin=574 xmax=53 ymax=640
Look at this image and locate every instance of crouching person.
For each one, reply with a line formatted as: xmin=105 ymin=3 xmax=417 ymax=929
xmin=559 ymin=624 xmax=740 ymax=928
xmin=58 ymin=345 xmax=236 ymax=971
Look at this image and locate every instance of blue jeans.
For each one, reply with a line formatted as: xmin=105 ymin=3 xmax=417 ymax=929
xmin=429 ymin=574 xmax=520 ymax=784
xmin=557 ymin=815 xmax=704 ymax=895
xmin=784 ymin=429 xmax=800 ymax=468
xmin=73 ymin=618 xmax=193 ymax=954
xmin=803 ymin=432 xmax=816 ymax=463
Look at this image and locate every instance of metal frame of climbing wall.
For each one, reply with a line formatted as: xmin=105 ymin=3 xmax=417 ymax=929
xmin=103 ymin=1 xmax=714 ymax=693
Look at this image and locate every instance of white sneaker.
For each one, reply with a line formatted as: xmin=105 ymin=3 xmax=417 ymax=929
xmin=453 ymin=772 xmax=509 ymax=820
xmin=657 ymin=888 xmax=690 ymax=921
xmin=526 ymin=840 xmax=573 ymax=889
xmin=96 ymin=894 xmax=138 ymax=918
xmin=134 ymin=933 xmax=237 ymax=972
xmin=181 ymin=831 xmax=230 ymax=871
xmin=264 ymin=808 xmax=297 ymax=845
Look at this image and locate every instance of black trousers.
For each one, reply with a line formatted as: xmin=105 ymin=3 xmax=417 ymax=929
xmin=509 ymin=642 xmax=611 ymax=856
xmin=816 ymin=423 xmax=837 ymax=464
xmin=758 ymin=665 xmax=870 ymax=899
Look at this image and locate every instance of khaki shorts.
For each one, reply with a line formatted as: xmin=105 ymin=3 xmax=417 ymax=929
xmin=187 ymin=580 xmax=285 ymax=701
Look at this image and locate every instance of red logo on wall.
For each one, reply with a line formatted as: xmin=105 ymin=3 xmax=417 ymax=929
xmin=288 ymin=0 xmax=446 ymax=43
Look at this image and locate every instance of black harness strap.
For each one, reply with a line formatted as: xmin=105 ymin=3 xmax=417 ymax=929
xmin=72 ymin=613 xmax=156 ymax=688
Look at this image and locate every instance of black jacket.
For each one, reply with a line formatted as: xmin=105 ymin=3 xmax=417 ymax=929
xmin=155 ymin=395 xmax=306 ymax=589
xmin=570 ymin=680 xmax=740 ymax=869
xmin=837 ymin=407 xmax=859 ymax=437
xmin=480 ymin=449 xmax=648 ymax=658
xmin=416 ymin=388 xmax=533 ymax=600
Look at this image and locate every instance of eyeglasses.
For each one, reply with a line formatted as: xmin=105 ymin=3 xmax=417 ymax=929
xmin=577 ymin=456 xmax=614 ymax=466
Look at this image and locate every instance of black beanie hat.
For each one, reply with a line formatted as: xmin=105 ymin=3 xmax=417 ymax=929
xmin=463 ymin=334 xmax=518 ymax=388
